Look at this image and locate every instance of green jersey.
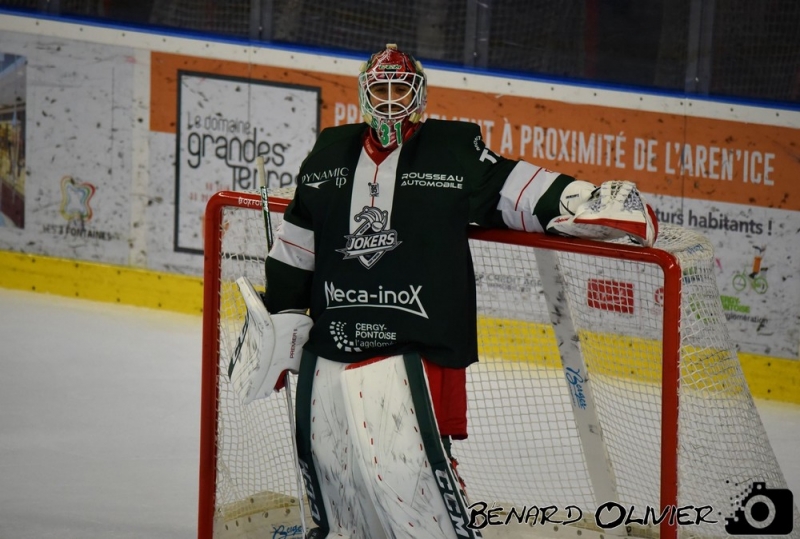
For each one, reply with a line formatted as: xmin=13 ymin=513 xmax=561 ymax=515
xmin=265 ymin=119 xmax=573 ymax=368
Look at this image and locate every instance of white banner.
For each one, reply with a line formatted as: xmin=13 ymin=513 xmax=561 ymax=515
xmin=175 ymin=72 xmax=318 ymax=253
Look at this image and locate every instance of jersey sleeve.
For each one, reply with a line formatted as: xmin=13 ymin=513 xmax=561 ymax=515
xmin=264 ymin=186 xmax=314 ymax=313
xmin=496 ymin=163 xmax=576 ymax=233
xmin=451 ymin=122 xmax=579 ymax=232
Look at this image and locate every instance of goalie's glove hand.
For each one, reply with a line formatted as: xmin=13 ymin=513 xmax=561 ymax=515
xmin=546 ymin=180 xmax=658 ymax=247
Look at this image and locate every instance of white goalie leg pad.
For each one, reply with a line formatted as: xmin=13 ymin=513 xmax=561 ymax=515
xmin=228 ymin=276 xmax=313 ymax=405
xmin=547 ymin=180 xmax=658 ymax=247
xmin=307 ymin=357 xmax=388 ymax=539
xmin=342 ymin=355 xmax=481 ymax=539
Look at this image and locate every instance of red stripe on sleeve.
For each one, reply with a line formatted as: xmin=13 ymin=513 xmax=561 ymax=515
xmin=279 ymin=237 xmax=315 ymax=255
xmin=514 ymin=167 xmax=544 ymax=211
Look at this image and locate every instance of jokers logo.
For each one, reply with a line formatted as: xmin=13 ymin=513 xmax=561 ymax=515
xmin=337 ymin=206 xmax=401 ymax=269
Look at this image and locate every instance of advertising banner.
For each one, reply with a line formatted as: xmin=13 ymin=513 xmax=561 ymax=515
xmin=150 ymin=51 xmax=799 ymax=357
xmin=0 ymin=32 xmax=134 ymax=265
xmin=0 ymin=21 xmax=795 ymax=358
xmin=0 ymin=52 xmax=25 ymax=230
xmin=174 ymin=71 xmax=318 ymax=253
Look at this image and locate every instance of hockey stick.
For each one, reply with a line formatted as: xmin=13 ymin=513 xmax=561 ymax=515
xmin=256 ymin=156 xmax=275 ymax=252
xmin=226 ymin=160 xmax=278 ymax=391
xmin=256 ymin=155 xmax=309 ymax=537
xmin=534 ymin=248 xmax=625 ymax=535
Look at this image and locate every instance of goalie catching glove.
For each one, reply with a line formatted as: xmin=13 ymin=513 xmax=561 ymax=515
xmin=546 ymin=180 xmax=659 ymax=247
xmin=228 ymin=276 xmax=312 ymax=405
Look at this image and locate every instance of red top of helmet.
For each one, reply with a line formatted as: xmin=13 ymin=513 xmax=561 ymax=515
xmin=364 ymin=44 xmax=421 ymax=78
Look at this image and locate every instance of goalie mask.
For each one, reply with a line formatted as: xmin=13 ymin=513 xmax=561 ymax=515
xmin=359 ymin=43 xmax=427 ymax=147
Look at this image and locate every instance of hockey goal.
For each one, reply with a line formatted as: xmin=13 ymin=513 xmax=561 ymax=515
xmin=199 ymin=189 xmax=798 ymax=539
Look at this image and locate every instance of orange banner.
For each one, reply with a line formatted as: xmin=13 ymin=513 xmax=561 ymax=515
xmin=151 ymin=52 xmax=353 ymax=135
xmin=151 ymin=52 xmax=800 ymax=211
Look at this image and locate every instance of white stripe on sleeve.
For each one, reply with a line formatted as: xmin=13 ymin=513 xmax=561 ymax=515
xmin=269 ymin=220 xmax=315 ymax=271
xmin=497 ymin=161 xmax=561 ymax=232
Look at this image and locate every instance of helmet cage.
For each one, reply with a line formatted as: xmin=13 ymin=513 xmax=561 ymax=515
xmin=359 ymin=71 xmax=426 ymax=125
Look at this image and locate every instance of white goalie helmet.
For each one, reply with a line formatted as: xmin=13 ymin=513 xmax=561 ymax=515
xmin=358 ymin=43 xmax=427 ymax=146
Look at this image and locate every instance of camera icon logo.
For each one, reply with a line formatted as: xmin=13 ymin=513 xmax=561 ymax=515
xmin=724 ymin=482 xmax=794 ymax=535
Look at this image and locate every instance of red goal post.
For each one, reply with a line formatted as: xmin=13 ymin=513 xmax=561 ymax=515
xmin=199 ymin=189 xmax=796 ymax=539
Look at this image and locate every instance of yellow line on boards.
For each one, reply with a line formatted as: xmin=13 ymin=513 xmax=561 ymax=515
xmin=0 ymin=250 xmax=203 ymax=315
xmin=477 ymin=317 xmax=800 ymax=405
xmin=1 ymin=249 xmax=797 ymax=404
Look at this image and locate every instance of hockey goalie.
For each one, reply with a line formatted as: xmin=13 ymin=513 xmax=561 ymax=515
xmin=229 ymin=43 xmax=658 ymax=539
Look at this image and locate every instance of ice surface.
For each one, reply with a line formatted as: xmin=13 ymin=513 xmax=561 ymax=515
xmin=0 ymin=288 xmax=797 ymax=538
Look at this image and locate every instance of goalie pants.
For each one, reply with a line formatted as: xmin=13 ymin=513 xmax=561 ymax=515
xmin=295 ymin=351 xmax=480 ymax=539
